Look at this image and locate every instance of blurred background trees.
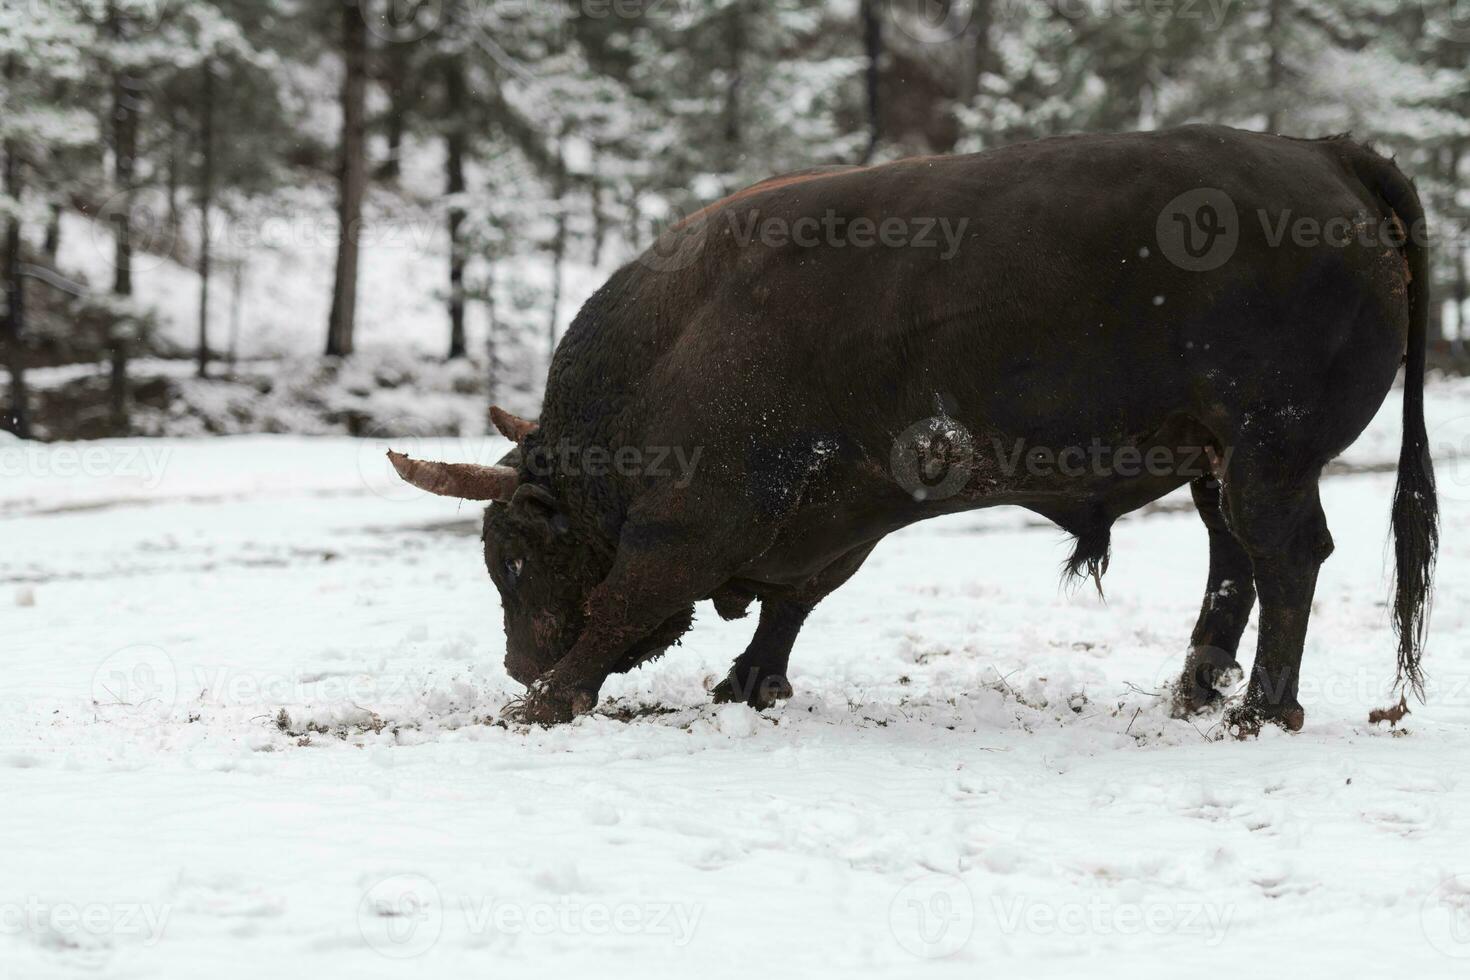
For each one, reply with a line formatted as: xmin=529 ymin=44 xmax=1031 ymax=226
xmin=1 ymin=0 xmax=1467 ymax=439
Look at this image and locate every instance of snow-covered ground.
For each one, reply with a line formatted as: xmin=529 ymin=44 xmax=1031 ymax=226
xmin=4 ymin=382 xmax=1470 ymax=978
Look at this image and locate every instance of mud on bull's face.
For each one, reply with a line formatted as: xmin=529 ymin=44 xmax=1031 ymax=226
xmin=482 ymin=491 xmax=595 ymax=686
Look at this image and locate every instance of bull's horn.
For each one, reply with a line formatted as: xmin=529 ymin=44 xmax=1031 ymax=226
xmin=490 ymin=405 xmax=540 ymax=445
xmin=386 ymin=451 xmax=519 ymax=501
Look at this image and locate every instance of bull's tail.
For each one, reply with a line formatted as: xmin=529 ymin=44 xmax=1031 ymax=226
xmin=1350 ymin=146 xmax=1438 ymax=698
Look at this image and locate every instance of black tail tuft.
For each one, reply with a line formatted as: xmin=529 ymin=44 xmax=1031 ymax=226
xmin=1349 ymin=146 xmax=1439 ymax=699
xmin=1063 ymin=525 xmax=1112 ymax=599
xmin=1390 ymin=338 xmax=1437 ymax=699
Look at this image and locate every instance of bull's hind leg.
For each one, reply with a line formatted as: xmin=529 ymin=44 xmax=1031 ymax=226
xmin=1173 ymin=478 xmax=1257 ymax=715
xmin=1218 ymin=460 xmax=1334 ymax=734
xmin=712 ymin=541 xmax=877 ymax=709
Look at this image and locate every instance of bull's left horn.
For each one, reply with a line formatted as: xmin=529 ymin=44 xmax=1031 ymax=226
xmin=386 ymin=451 xmax=520 ymax=501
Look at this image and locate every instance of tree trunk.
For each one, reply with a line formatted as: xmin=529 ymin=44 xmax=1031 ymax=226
xmin=166 ymin=108 xmax=181 ymax=235
xmin=860 ymin=0 xmax=883 ymax=163
xmin=960 ymin=0 xmax=998 ymax=106
xmin=228 ymin=258 xmax=244 ymax=371
xmin=197 ymin=59 xmax=215 ymax=378
xmin=43 ymin=201 xmax=60 ymax=258
xmin=326 ymin=0 xmax=368 ymax=358
xmin=723 ymin=3 xmax=745 ymax=182
xmin=108 ymin=7 xmax=141 ymax=435
xmin=1455 ymin=241 xmax=1466 ymax=356
xmin=2 ymin=59 xmax=30 ymax=439
xmin=546 ymin=125 xmax=569 ymax=361
xmin=1454 ymin=146 xmax=1467 ymax=357
xmin=627 ymin=191 xmax=643 ymax=252
xmin=111 ymin=60 xmax=139 ymax=295
xmin=380 ymin=39 xmax=408 ymax=182
xmin=444 ymin=52 xmax=467 ymax=360
xmin=485 ymin=261 xmax=497 ymax=409
xmin=1265 ymin=0 xmax=1285 ymax=133
xmin=589 ymin=145 xmax=606 ymax=268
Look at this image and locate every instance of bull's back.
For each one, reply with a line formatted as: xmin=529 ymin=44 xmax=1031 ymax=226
xmin=631 ymin=126 xmax=1407 ymax=461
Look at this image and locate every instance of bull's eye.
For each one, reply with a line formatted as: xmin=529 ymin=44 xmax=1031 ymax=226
xmin=504 ymin=558 xmax=524 ymax=582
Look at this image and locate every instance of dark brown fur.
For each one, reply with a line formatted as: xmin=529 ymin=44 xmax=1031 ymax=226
xmin=464 ymin=125 xmax=1434 ymax=727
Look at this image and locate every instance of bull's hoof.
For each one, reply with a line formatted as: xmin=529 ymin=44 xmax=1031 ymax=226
xmin=509 ymin=685 xmax=597 ymax=726
xmin=1225 ymin=701 xmax=1305 ymax=738
xmin=711 ymin=671 xmax=793 ymax=710
xmin=1170 ymin=647 xmax=1243 ymax=719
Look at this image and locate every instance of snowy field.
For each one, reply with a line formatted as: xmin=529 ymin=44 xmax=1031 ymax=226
xmin=4 ymin=382 xmax=1470 ymax=977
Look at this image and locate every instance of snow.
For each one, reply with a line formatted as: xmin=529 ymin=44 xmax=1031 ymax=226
xmin=4 ymin=387 xmax=1470 ymax=977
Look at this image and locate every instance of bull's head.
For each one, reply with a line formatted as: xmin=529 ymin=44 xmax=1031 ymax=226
xmin=387 ymin=406 xmax=598 ymax=686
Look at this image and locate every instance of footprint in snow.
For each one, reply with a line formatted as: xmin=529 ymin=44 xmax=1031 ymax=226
xmin=1361 ymin=799 xmax=1439 ymax=837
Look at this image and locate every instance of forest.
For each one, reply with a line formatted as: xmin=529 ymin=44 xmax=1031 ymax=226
xmin=1 ymin=0 xmax=1468 ymax=440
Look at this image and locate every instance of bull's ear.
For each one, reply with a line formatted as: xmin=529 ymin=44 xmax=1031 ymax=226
xmin=490 ymin=406 xmax=540 ymax=445
xmin=511 ymin=483 xmax=570 ymax=537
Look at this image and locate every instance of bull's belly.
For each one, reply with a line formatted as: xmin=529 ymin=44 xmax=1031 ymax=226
xmin=736 ymin=449 xmax=1199 ymax=593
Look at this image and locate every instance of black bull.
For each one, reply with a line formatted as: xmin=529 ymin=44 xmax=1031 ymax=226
xmin=390 ymin=125 xmax=1438 ymax=731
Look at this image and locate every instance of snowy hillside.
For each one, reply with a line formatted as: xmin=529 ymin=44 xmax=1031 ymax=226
xmin=4 ymin=382 xmax=1470 ymax=977
xmin=49 ymin=203 xmax=609 ymax=364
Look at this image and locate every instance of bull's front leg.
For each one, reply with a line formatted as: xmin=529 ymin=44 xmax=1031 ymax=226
xmin=514 ymin=525 xmax=733 ymax=725
xmin=516 ymin=613 xmax=666 ymax=725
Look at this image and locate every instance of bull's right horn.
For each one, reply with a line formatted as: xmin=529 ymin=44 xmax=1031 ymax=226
xmin=387 ymin=450 xmax=520 ymax=501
